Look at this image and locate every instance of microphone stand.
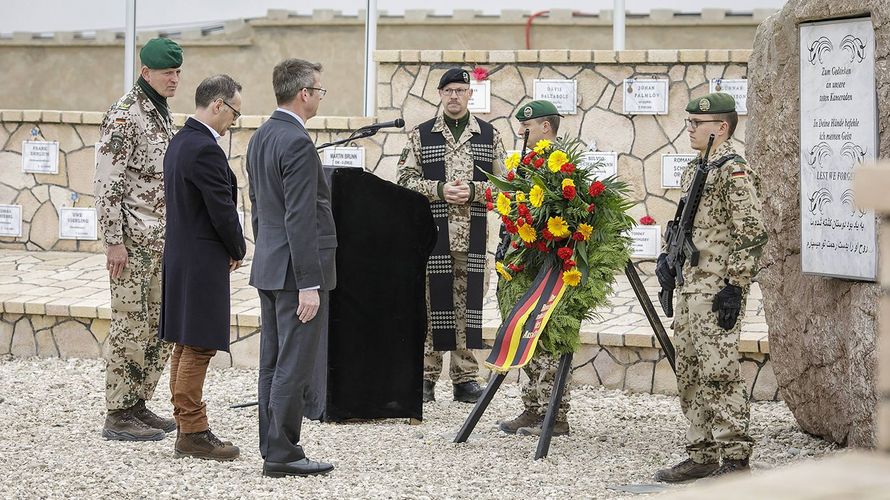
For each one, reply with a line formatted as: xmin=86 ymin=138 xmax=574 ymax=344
xmin=316 ymin=127 xmax=381 ymax=151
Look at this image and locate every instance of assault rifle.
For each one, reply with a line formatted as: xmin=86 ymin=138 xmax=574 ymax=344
xmin=658 ymin=134 xmax=715 ymax=317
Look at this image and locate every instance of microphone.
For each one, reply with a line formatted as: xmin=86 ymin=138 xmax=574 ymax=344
xmin=359 ymin=118 xmax=405 ymax=131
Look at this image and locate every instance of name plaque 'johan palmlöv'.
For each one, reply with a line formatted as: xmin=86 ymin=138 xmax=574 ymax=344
xmin=799 ymin=17 xmax=877 ymax=281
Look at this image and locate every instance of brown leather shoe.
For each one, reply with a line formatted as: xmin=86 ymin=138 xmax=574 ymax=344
xmin=498 ymin=410 xmax=543 ymax=434
xmin=175 ymin=429 xmax=240 ymax=461
xmin=132 ymin=399 xmax=176 ymax=433
xmin=654 ymin=458 xmax=719 ymax=483
xmin=516 ymin=419 xmax=570 ymax=437
xmin=102 ymin=408 xmax=165 ymax=441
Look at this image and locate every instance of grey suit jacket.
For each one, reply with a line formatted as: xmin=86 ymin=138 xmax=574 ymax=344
xmin=246 ymin=110 xmax=337 ymax=291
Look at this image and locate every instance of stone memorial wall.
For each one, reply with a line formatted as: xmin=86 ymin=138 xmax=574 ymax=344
xmin=748 ymin=0 xmax=888 ymax=448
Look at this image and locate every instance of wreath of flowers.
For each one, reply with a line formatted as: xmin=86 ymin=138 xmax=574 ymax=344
xmin=483 ymin=137 xmax=635 ymax=355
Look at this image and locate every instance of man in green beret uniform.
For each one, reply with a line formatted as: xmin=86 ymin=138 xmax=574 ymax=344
xmin=397 ymin=68 xmax=507 ymax=404
xmin=654 ymin=93 xmax=767 ymax=481
xmin=496 ymin=100 xmax=573 ymax=437
xmin=94 ymin=37 xmax=183 ymax=441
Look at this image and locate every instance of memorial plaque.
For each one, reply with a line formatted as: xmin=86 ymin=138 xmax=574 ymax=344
xmin=580 ymin=151 xmax=618 ymax=179
xmin=467 ymin=80 xmax=491 ymax=114
xmin=709 ymin=79 xmax=749 ymax=115
xmin=59 ymin=207 xmax=97 ymax=240
xmin=22 ymin=140 xmax=60 ymax=174
xmin=800 ymin=17 xmax=877 ymax=281
xmin=0 ymin=205 xmax=23 ymax=237
xmin=627 ymin=225 xmax=662 ymax=259
xmin=533 ymin=79 xmax=578 ymax=115
xmin=322 ymin=147 xmax=365 ymax=169
xmin=622 ymin=79 xmax=669 ymax=115
xmin=661 ymin=154 xmax=696 ymax=189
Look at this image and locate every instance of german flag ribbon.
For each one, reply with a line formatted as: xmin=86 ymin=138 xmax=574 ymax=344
xmin=485 ymin=265 xmax=569 ymax=372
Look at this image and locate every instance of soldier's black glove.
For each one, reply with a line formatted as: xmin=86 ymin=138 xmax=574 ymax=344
xmin=494 ymin=224 xmax=511 ymax=262
xmin=655 ymin=253 xmax=675 ymax=290
xmin=712 ymin=282 xmax=743 ymax=330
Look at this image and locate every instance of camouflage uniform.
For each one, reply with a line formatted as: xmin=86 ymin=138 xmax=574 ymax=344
xmin=95 ymin=85 xmax=174 ymax=411
xmin=672 ymin=140 xmax=767 ymax=462
xmin=521 ymin=350 xmax=571 ymax=420
xmin=397 ymin=113 xmax=506 ymax=383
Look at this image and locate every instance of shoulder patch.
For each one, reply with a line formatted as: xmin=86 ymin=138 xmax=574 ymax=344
xmin=108 ymin=133 xmax=125 ymax=154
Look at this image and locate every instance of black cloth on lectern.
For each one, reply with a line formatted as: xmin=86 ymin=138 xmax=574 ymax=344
xmin=324 ymin=168 xmax=436 ymax=421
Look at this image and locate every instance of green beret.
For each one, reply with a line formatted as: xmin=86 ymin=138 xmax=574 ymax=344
xmin=515 ymin=100 xmax=563 ymax=122
xmin=438 ymin=68 xmax=470 ymax=89
xmin=686 ymin=92 xmax=736 ymax=114
xmin=139 ymin=38 xmax=183 ymax=70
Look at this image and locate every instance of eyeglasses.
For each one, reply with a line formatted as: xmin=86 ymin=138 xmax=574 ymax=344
xmin=221 ymin=100 xmax=241 ymax=120
xmin=685 ymin=118 xmax=724 ymax=130
xmin=440 ymin=88 xmax=470 ymax=96
xmin=303 ymin=87 xmax=327 ymax=97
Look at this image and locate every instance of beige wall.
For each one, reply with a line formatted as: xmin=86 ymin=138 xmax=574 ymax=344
xmin=0 ymin=10 xmax=764 ymax=116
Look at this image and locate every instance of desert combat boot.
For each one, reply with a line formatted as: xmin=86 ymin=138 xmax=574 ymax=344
xmin=498 ymin=410 xmax=543 ymax=434
xmin=132 ymin=399 xmax=176 ymax=432
xmin=102 ymin=408 xmax=165 ymax=441
xmin=516 ymin=419 xmax=570 ymax=437
xmin=175 ymin=429 xmax=240 ymax=461
xmin=654 ymin=458 xmax=719 ymax=483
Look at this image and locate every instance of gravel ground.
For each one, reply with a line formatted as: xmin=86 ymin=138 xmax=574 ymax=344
xmin=0 ymin=357 xmax=842 ymax=499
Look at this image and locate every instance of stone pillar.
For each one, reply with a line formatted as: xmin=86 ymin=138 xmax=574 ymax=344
xmin=855 ymin=163 xmax=890 ymax=452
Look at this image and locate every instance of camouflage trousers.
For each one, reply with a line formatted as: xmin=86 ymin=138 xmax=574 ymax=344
xmin=674 ymin=291 xmax=753 ymax=462
xmin=104 ymin=240 xmax=173 ymax=411
xmin=423 ymin=251 xmax=486 ymax=384
xmin=521 ymin=349 xmax=572 ymax=420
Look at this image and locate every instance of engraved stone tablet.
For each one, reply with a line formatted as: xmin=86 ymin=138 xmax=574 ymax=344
xmin=533 ymin=79 xmax=578 ymax=115
xmin=0 ymin=205 xmax=23 ymax=237
xmin=22 ymin=140 xmax=60 ymax=174
xmin=622 ymin=79 xmax=669 ymax=115
xmin=59 ymin=207 xmax=97 ymax=240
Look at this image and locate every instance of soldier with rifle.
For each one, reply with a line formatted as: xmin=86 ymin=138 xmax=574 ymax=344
xmin=653 ymin=93 xmax=767 ymax=481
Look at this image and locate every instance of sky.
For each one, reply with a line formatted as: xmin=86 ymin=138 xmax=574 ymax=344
xmin=1 ymin=0 xmax=786 ymax=33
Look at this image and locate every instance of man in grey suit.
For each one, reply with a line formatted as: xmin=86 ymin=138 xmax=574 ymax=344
xmin=246 ymin=58 xmax=337 ymax=477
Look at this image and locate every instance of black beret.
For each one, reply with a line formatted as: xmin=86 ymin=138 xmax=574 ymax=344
xmin=438 ymin=68 xmax=470 ymax=89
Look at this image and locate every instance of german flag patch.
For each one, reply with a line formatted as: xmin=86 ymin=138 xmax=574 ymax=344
xmin=731 ymin=164 xmax=748 ymax=178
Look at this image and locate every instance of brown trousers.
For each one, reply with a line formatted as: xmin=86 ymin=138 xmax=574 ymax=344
xmin=169 ymin=344 xmax=217 ymax=434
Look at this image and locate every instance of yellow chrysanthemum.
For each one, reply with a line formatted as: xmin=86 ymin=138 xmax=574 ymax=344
xmin=561 ymin=178 xmax=575 ymax=189
xmin=578 ymin=223 xmax=593 ymax=240
xmin=563 ymin=268 xmax=582 ymax=286
xmin=533 ymin=139 xmax=552 ymax=154
xmin=547 ymin=150 xmax=568 ymax=173
xmin=518 ymin=224 xmax=537 ymax=243
xmin=496 ymin=261 xmax=512 ymax=281
xmin=529 ymin=185 xmax=544 ymax=208
xmin=515 ymin=191 xmax=527 ymax=203
xmin=496 ymin=192 xmax=511 ymax=216
xmin=505 ymin=152 xmax=520 ymax=171
xmin=547 ymin=216 xmax=570 ymax=238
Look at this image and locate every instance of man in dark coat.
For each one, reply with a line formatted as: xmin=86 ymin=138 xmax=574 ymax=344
xmin=160 ymin=74 xmax=246 ymax=461
xmin=246 ymin=58 xmax=337 ymax=477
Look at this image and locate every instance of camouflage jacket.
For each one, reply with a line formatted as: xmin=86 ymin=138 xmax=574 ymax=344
xmin=676 ymin=141 xmax=767 ymax=294
xmin=94 ymin=85 xmax=174 ymax=253
xmin=397 ymin=113 xmax=507 ymax=253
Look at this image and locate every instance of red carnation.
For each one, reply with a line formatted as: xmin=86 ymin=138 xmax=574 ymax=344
xmin=511 ymin=241 xmax=520 ymax=249
xmin=535 ymin=241 xmax=550 ymax=253
xmin=522 ymin=152 xmax=536 ymax=165
xmin=587 ymin=203 xmax=596 ymax=213
xmin=524 ymin=213 xmax=533 ymax=225
xmin=516 ymin=218 xmax=525 ymax=227
xmin=505 ymin=222 xmax=518 ymax=234
xmin=557 ymin=247 xmax=573 ymax=260
xmin=562 ymin=259 xmax=576 ymax=271
xmin=562 ymin=185 xmax=577 ymax=200
xmin=517 ymin=204 xmax=529 ymax=217
xmin=639 ymin=215 xmax=656 ymax=225
xmin=588 ymin=180 xmax=605 ymax=197
xmin=472 ymin=66 xmax=489 ymax=81
xmin=486 ymin=202 xmax=494 ymax=211
xmin=485 ymin=187 xmax=493 ymax=202
xmin=541 ymin=228 xmax=554 ymax=240
xmin=504 ymin=192 xmax=511 ymax=200
xmin=561 ymin=163 xmax=576 ymax=174
xmin=508 ymin=263 xmax=525 ymax=272
xmin=572 ymin=231 xmax=584 ymax=241
xmin=534 ymin=158 xmax=545 ymax=169
xmin=524 ymin=241 xmax=534 ymax=248
xmin=506 ymin=171 xmax=515 ymax=181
